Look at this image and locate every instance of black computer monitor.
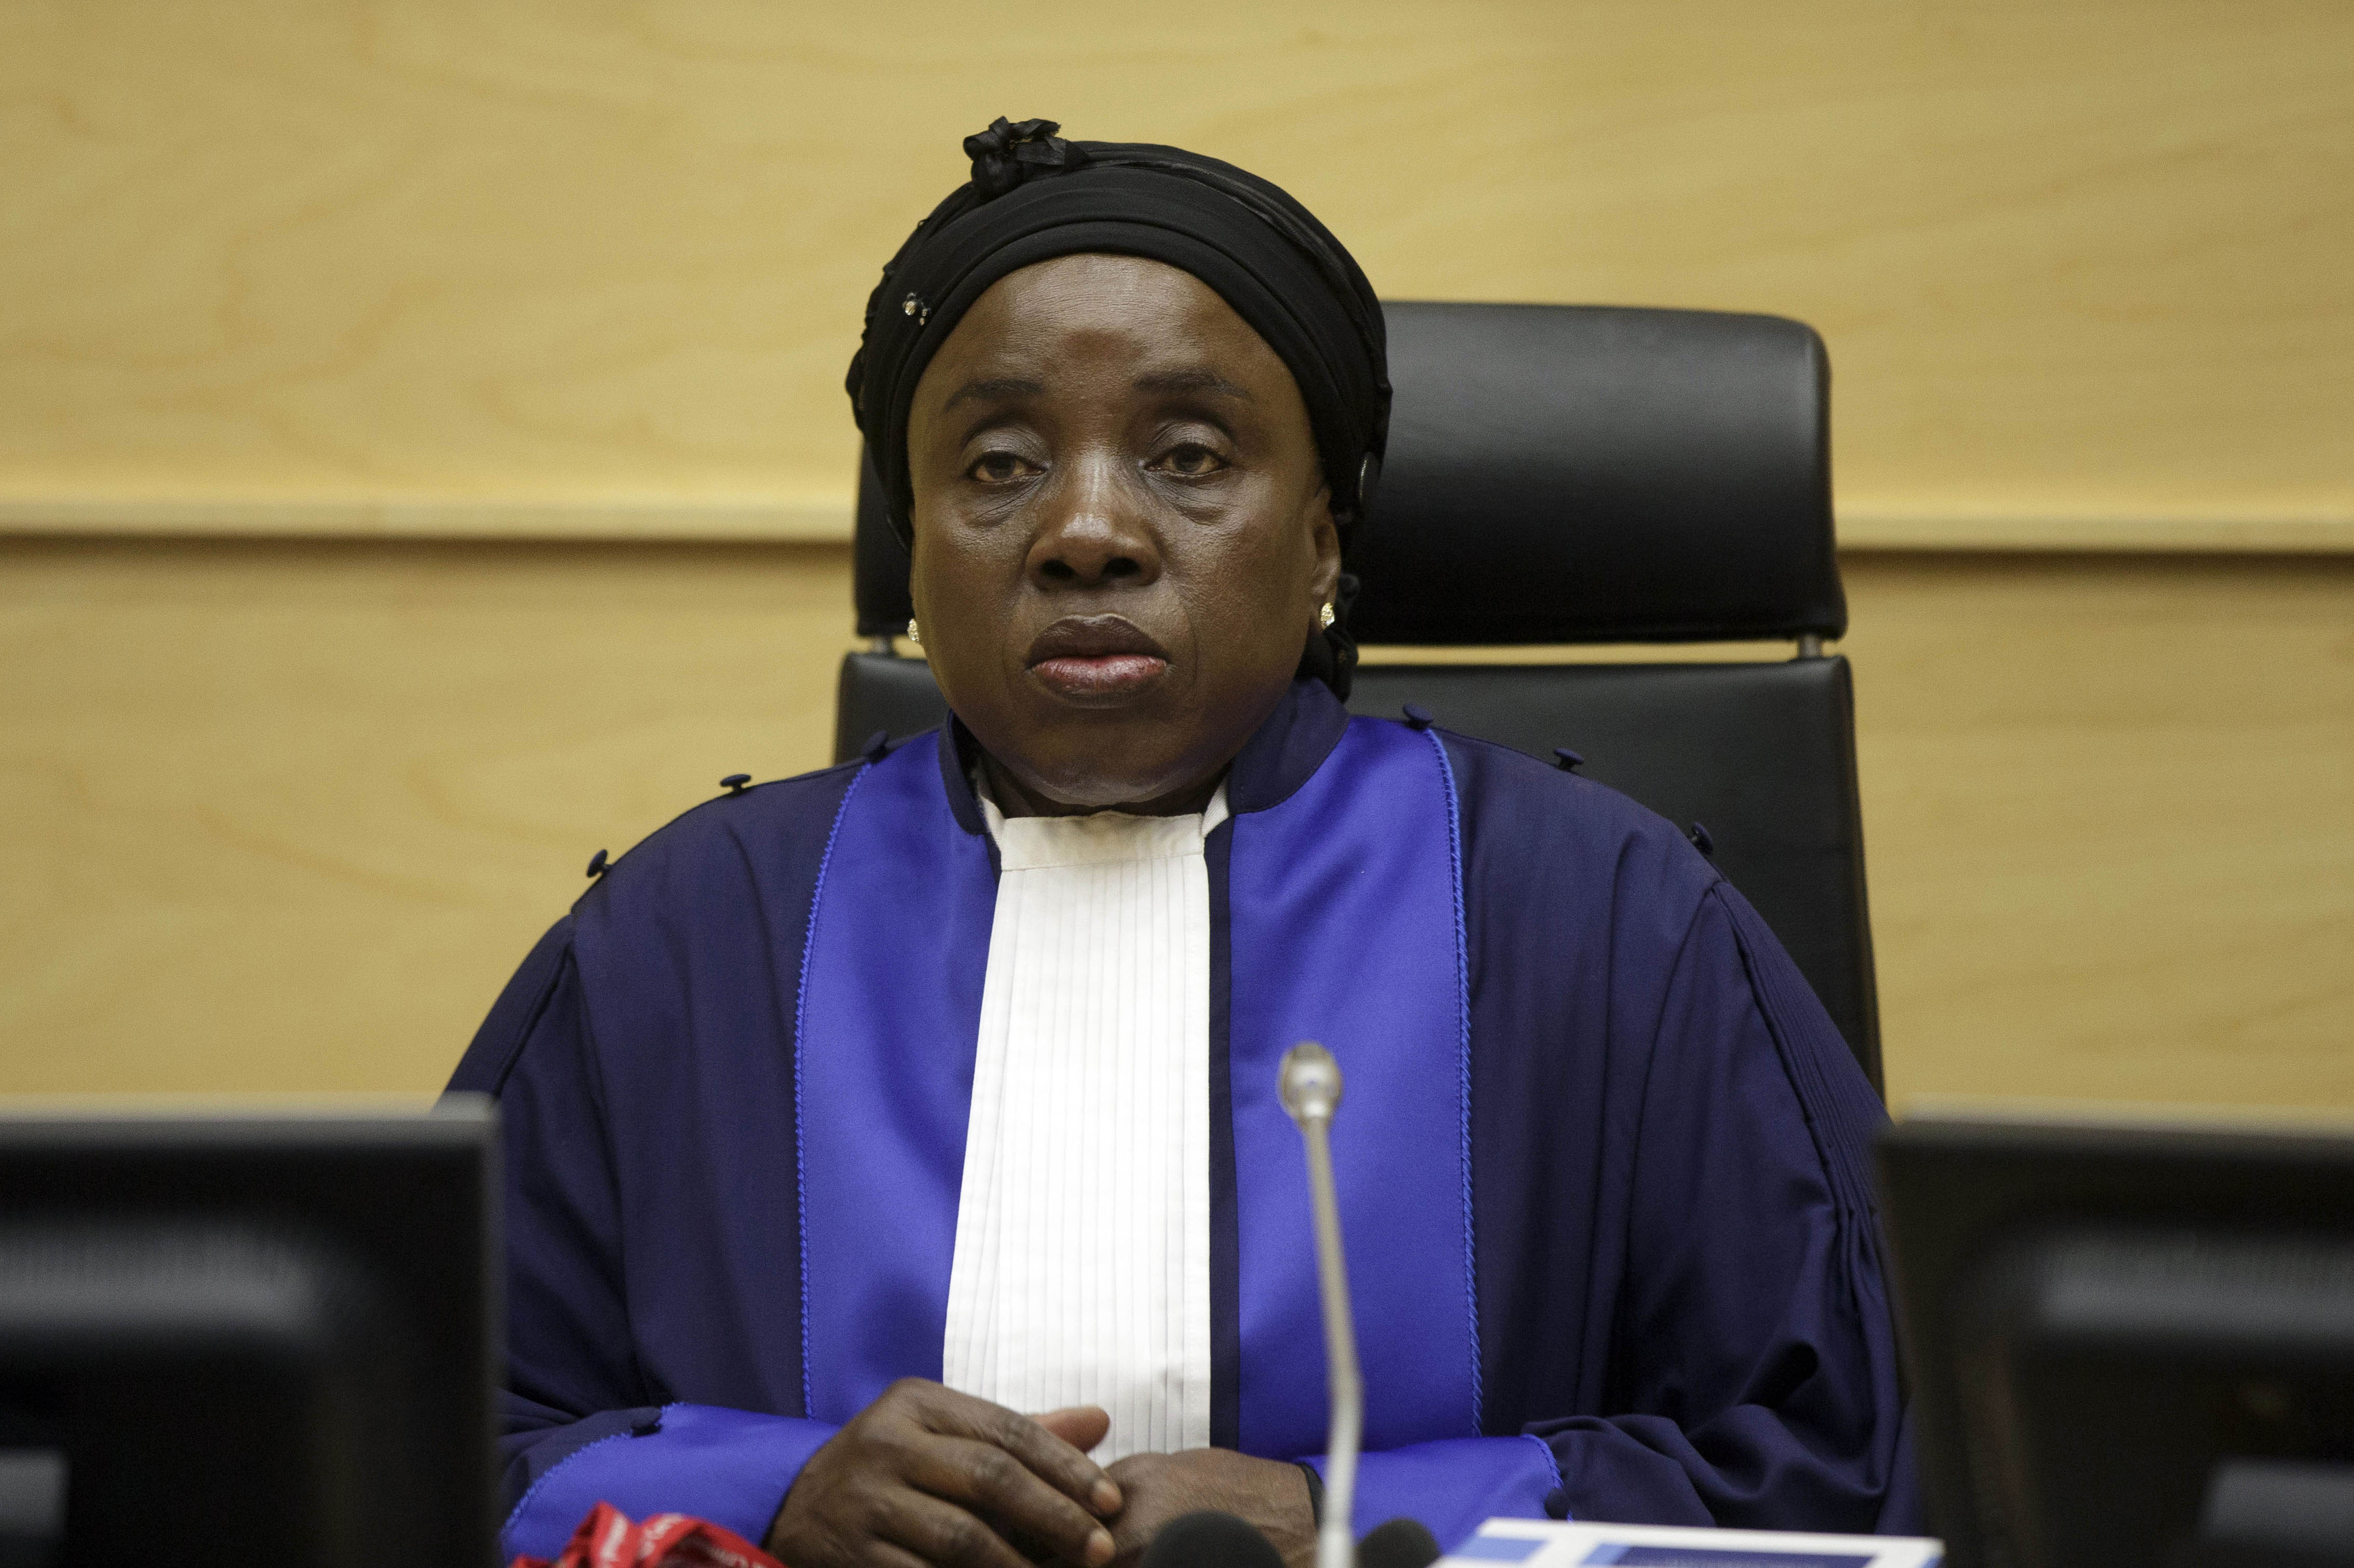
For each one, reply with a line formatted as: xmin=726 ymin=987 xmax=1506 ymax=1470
xmin=1879 ymin=1109 xmax=2354 ymax=1568
xmin=0 ymin=1103 xmax=498 ymax=1568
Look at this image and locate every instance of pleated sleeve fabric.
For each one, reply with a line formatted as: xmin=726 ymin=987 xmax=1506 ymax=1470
xmin=446 ymin=916 xmax=839 ymax=1561
xmin=1517 ymin=881 xmax=1909 ymax=1529
xmin=1446 ymin=730 xmax=1917 ymax=1537
xmin=444 ymin=761 xmax=870 ymax=1563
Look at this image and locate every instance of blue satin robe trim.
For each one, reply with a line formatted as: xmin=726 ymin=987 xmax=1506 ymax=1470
xmin=1430 ymin=728 xmax=1486 ymax=1435
xmin=501 ymin=1403 xmax=837 ymax=1561
xmin=795 ymin=740 xmax=997 ymax=1421
xmin=789 ymin=712 xmax=1482 ymax=1477
xmin=1227 ymin=718 xmax=1481 ymax=1459
xmin=1305 ymin=1436 xmax=1559 ymax=1547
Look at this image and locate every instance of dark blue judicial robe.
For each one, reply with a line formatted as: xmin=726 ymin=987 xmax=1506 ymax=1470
xmin=450 ymin=679 xmax=1917 ymax=1559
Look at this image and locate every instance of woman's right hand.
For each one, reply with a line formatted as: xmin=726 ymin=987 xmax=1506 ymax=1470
xmin=766 ymin=1380 xmax=1120 ymax=1568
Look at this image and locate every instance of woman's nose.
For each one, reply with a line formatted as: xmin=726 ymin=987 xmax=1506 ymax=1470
xmin=1028 ymin=459 xmax=1161 ymax=589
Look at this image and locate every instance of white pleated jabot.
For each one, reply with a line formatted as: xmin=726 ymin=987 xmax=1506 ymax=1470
xmin=940 ymin=778 xmax=1228 ymax=1463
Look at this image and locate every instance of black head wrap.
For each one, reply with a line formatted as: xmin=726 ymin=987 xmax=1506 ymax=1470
xmin=846 ymin=117 xmax=1390 ymax=694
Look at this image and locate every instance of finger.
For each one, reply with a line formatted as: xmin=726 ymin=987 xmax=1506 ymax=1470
xmin=909 ymin=1435 xmax=1116 ymax=1567
xmin=859 ymin=1545 xmax=932 ymax=1568
xmin=872 ymin=1488 xmax=1039 ymax=1568
xmin=1027 ymin=1406 xmax=1110 ymax=1455
xmin=919 ymin=1391 xmax=1122 ymax=1516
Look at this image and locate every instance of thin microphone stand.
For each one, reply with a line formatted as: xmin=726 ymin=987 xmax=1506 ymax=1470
xmin=1281 ymin=1042 xmax=1359 ymax=1568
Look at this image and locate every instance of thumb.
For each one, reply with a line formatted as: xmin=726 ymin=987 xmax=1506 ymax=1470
xmin=1028 ymin=1405 xmax=1111 ymax=1455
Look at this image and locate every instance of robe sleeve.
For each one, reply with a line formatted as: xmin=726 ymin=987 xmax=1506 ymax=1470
xmin=1527 ymin=880 xmax=1914 ymax=1533
xmin=1306 ymin=878 xmax=1915 ymax=1546
xmin=1301 ymin=1438 xmax=1565 ymax=1546
xmin=446 ymin=918 xmax=839 ymax=1561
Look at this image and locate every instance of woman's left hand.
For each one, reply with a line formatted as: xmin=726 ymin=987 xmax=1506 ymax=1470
xmin=1100 ymin=1449 xmax=1317 ymax=1568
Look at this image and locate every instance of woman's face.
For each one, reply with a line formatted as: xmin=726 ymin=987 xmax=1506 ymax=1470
xmin=906 ymin=253 xmax=1340 ymax=815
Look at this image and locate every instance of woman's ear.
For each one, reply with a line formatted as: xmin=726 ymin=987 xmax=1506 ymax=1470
xmin=902 ymin=535 xmax=926 ymax=632
xmin=1305 ymin=486 xmax=1342 ymax=607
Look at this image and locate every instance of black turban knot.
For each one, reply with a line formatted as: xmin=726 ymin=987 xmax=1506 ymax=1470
xmin=845 ymin=117 xmax=1391 ymax=695
xmin=962 ymin=116 xmax=1090 ymax=197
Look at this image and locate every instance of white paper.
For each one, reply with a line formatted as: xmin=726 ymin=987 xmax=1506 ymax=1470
xmin=1439 ymin=1518 xmax=1944 ymax=1568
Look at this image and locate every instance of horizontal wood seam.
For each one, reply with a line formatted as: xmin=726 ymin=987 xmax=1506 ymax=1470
xmin=4 ymin=498 xmax=2352 ymax=554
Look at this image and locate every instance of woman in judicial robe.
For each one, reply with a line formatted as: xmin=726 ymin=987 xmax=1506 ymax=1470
xmin=452 ymin=119 xmax=1917 ymax=1567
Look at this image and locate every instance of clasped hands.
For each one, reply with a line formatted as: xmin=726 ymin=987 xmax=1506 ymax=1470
xmin=768 ymin=1379 xmax=1315 ymax=1568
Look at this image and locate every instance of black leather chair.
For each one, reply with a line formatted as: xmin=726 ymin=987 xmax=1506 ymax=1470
xmin=832 ymin=302 xmax=1881 ymax=1093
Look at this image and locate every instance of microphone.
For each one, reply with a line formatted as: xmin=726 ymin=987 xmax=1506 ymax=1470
xmin=1280 ymin=1042 xmax=1361 ymax=1568
xmin=1139 ymin=1510 xmax=1285 ymax=1568
xmin=1357 ymin=1518 xmax=1443 ymax=1568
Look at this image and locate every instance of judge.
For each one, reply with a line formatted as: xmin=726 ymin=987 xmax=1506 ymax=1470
xmin=451 ymin=118 xmax=1916 ymax=1568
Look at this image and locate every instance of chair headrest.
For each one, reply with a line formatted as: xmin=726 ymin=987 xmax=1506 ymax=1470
xmin=852 ymin=301 xmax=1844 ymax=644
xmin=1354 ymin=302 xmax=1842 ymax=643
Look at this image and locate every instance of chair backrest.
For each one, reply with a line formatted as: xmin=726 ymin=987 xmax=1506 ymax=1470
xmin=834 ymin=301 xmax=1880 ymax=1092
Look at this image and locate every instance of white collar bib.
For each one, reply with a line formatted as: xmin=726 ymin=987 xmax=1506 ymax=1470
xmin=942 ymin=778 xmax=1227 ymax=1460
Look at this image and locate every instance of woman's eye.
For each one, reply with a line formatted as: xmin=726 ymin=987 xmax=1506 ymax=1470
xmin=1157 ymin=443 xmax=1228 ymax=477
xmin=968 ymin=452 xmax=1033 ymax=484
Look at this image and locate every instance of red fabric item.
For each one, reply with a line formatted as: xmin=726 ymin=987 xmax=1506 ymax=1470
xmin=510 ymin=1501 xmax=786 ymax=1568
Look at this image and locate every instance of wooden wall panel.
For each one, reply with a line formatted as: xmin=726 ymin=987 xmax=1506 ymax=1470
xmin=1843 ymin=553 xmax=2354 ymax=1111
xmin=2 ymin=541 xmax=2347 ymax=1108
xmin=3 ymin=2 xmax=2348 ymax=1105
xmin=3 ymin=0 xmax=2349 ymax=542
xmin=0 ymin=538 xmax=854 ymax=1093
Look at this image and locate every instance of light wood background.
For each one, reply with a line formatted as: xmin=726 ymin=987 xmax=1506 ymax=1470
xmin=3 ymin=0 xmax=2349 ymax=543
xmin=2 ymin=1 xmax=2349 ymax=1108
xmin=4 ymin=541 xmax=2347 ymax=1110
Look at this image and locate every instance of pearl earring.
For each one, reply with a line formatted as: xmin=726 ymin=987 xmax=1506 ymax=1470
xmin=906 ymin=617 xmax=921 ymax=645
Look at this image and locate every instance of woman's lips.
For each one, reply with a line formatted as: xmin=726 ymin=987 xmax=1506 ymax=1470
xmin=1029 ymin=653 xmax=1169 ymax=698
xmin=1024 ymin=615 xmax=1171 ymax=701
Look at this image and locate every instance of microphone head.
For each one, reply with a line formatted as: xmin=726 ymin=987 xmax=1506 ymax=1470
xmin=1358 ymin=1518 xmax=1443 ymax=1568
xmin=1280 ymin=1041 xmax=1343 ymax=1125
xmin=1140 ymin=1510 xmax=1287 ymax=1568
